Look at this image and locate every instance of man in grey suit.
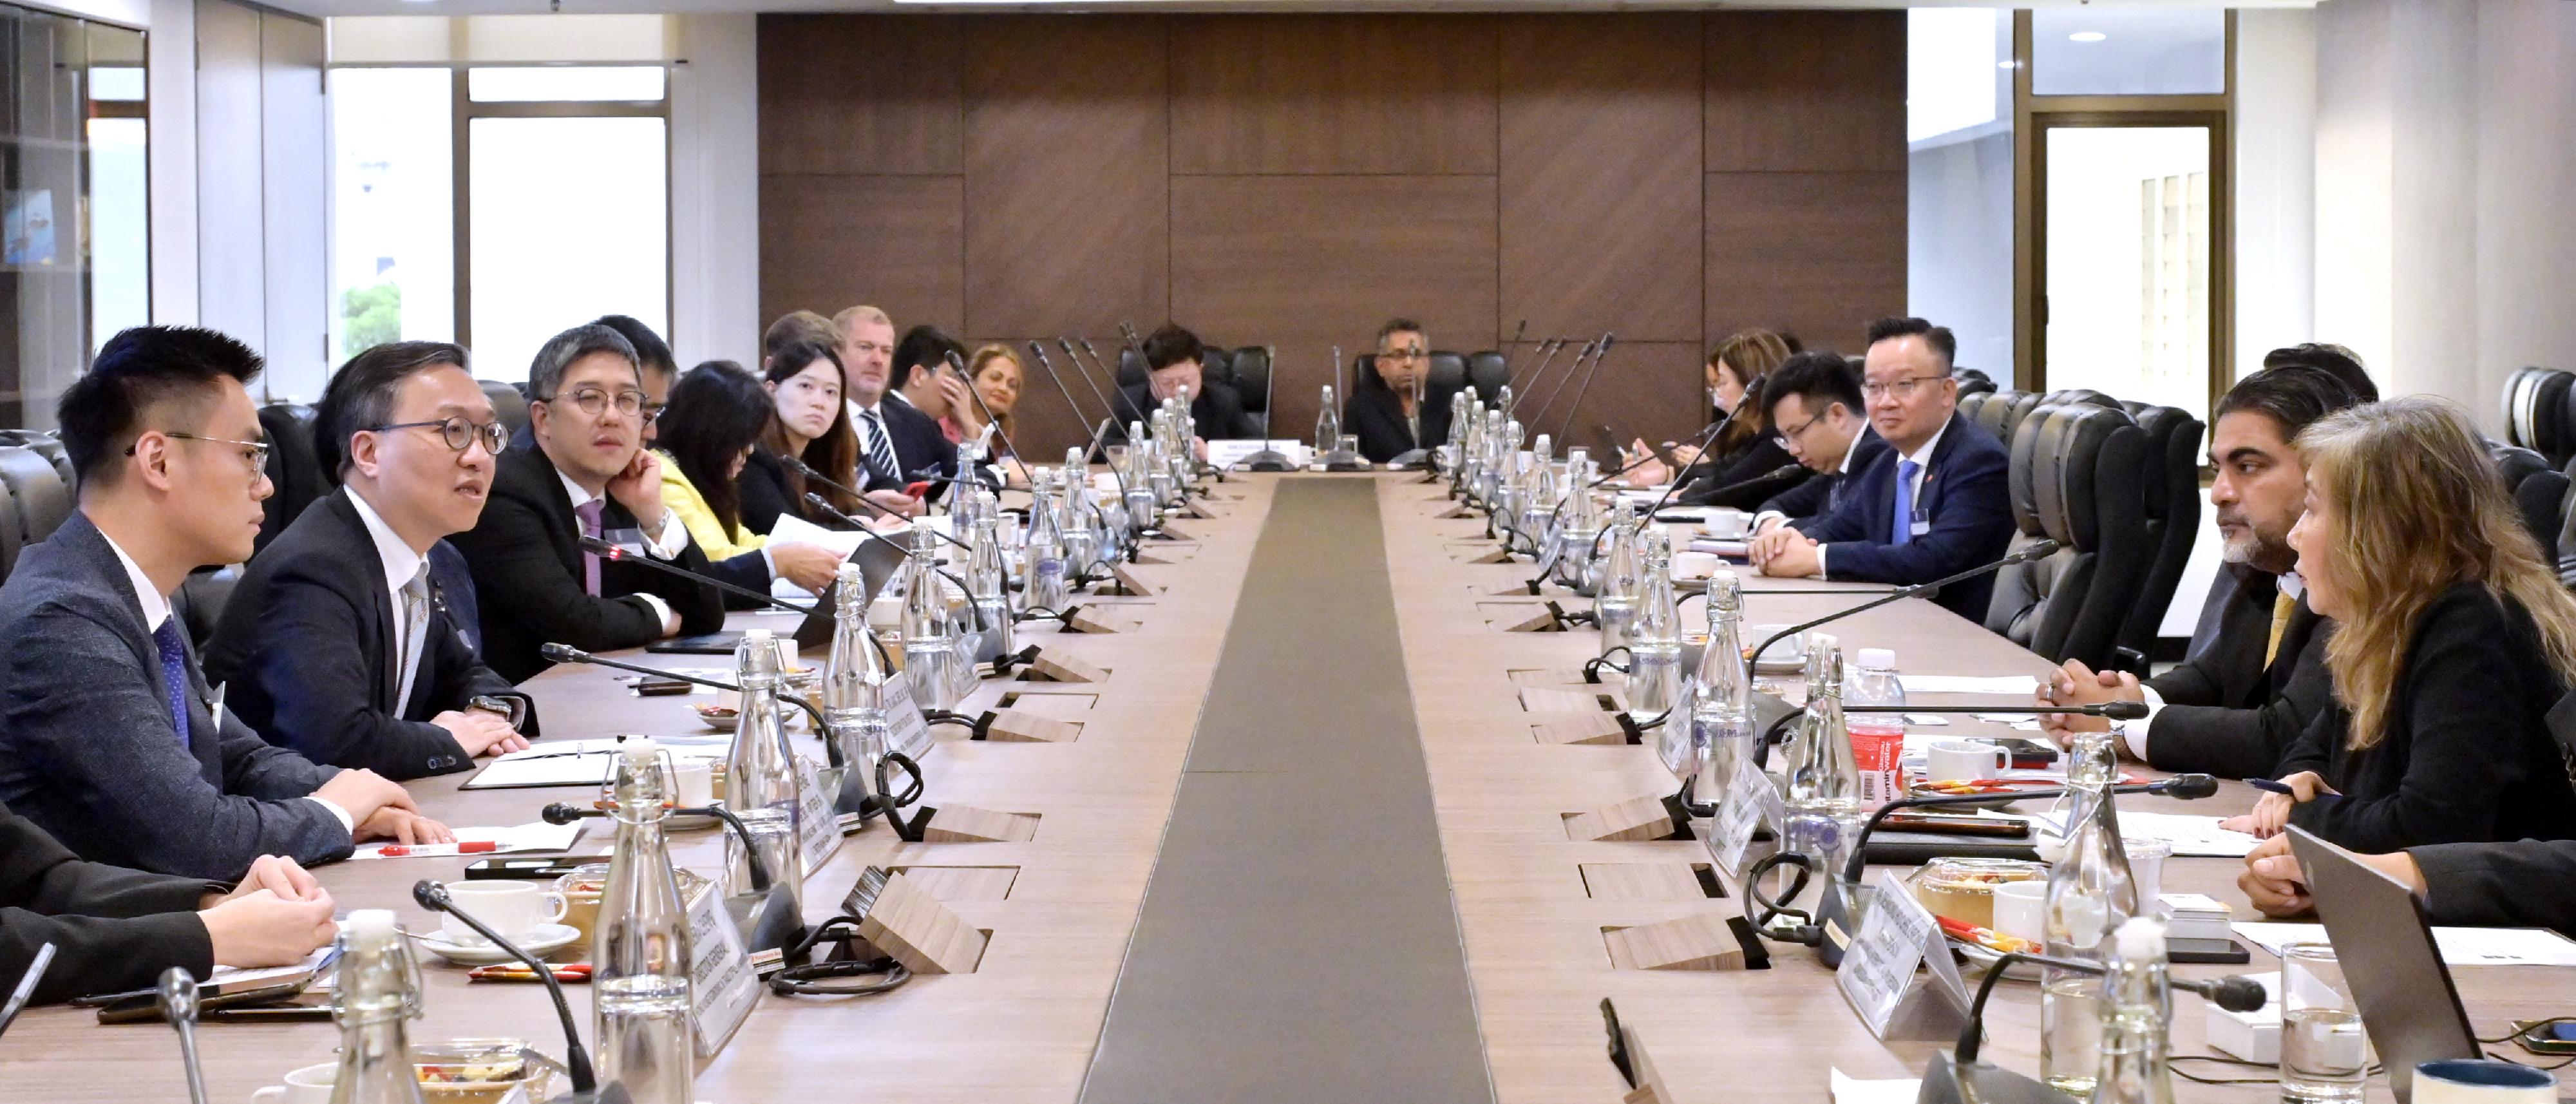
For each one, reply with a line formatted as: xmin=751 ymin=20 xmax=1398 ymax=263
xmin=0 ymin=326 xmax=448 ymax=880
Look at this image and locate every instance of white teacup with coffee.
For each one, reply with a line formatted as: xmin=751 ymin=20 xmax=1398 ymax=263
xmin=438 ymin=880 xmax=566 ymax=946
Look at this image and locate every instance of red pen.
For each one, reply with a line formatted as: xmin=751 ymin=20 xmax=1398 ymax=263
xmin=372 ymin=841 xmax=502 ymax=857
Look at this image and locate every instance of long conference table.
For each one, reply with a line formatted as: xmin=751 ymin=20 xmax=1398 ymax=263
xmin=8 ymin=472 xmax=2572 ymax=1103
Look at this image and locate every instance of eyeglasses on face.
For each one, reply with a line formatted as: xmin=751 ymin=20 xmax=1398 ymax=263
xmin=1861 ymin=375 xmax=1949 ymax=401
xmin=1379 ymin=349 xmax=1428 ymax=363
xmin=1772 ymin=412 xmax=1825 ymax=446
xmin=366 ymin=416 xmax=511 ymax=456
xmin=537 ymin=385 xmax=660 ymax=423
xmin=129 ymin=432 xmax=270 ymax=473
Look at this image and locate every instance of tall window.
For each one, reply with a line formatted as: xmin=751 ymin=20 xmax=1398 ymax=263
xmin=330 ymin=66 xmax=668 ymax=381
xmin=0 ymin=7 xmax=147 ymax=428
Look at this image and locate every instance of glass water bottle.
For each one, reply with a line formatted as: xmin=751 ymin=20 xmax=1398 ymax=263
xmin=327 ymin=909 xmax=426 ymax=1104
xmin=593 ymin=739 xmax=696 ymax=1104
xmin=723 ymin=631 xmax=807 ymax=909
xmin=2041 ymin=730 xmax=2140 ymax=1096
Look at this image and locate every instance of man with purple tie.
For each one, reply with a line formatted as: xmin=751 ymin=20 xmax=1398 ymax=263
xmin=0 ymin=327 xmax=446 ymax=880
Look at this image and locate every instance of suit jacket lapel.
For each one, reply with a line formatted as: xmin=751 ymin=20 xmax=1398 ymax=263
xmin=329 ymin=493 xmax=404 ymax=710
xmin=60 ymin=514 xmax=205 ymax=768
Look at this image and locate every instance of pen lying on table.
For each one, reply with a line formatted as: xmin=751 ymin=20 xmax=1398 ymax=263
xmin=467 ymin=963 xmax=591 ymax=984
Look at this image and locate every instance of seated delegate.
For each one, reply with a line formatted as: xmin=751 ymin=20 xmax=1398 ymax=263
xmin=446 ymin=323 xmax=725 ymax=682
xmin=1343 ymin=318 xmax=1456 ymax=463
xmin=0 ymin=326 xmax=447 ymax=880
xmin=2222 ymin=397 xmax=2576 ymax=852
xmin=656 ymin=361 xmax=845 ymax=603
xmin=1745 ymin=318 xmax=2014 ymax=622
xmin=205 ymin=341 xmax=533 ymax=781
xmin=743 ymin=332 xmax=864 ymax=533
xmin=1747 ymin=351 xmax=1886 ymax=533
xmin=2039 ymin=361 xmax=2374 ymax=777
xmin=1623 ymin=328 xmax=1795 ymax=499
xmin=2 ymin=799 xmax=337 ymax=1005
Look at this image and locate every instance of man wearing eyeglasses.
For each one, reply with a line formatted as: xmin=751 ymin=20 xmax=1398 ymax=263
xmin=448 ymin=323 xmax=726 ymax=682
xmin=206 ymin=342 xmax=535 ymax=781
xmin=1343 ymin=318 xmax=1454 ymax=464
xmin=1746 ymin=350 xmax=1886 ymax=532
xmin=1745 ymin=317 xmax=2014 ymax=621
xmin=0 ymin=326 xmax=450 ymax=880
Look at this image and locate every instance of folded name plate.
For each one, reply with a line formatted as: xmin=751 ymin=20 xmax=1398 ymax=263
xmin=684 ymin=877 xmax=761 ymax=1059
xmin=1835 ymin=871 xmax=1973 ymax=1042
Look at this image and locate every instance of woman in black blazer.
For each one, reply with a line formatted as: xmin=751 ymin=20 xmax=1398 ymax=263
xmin=744 ymin=338 xmax=864 ymax=533
xmin=1676 ymin=376 xmax=1808 ymax=508
xmin=2226 ymin=397 xmax=2576 ymax=853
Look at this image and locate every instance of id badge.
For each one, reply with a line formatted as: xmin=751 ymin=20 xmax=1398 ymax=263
xmin=1908 ymin=507 xmax=1931 ymax=538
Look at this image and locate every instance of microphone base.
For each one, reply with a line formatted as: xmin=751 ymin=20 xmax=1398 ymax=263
xmin=547 ymin=1089 xmax=636 ymax=1104
xmin=1387 ymin=448 xmax=1431 ymax=470
xmin=1813 ymin=879 xmax=1864 ymax=969
xmin=728 ymin=886 xmax=808 ymax=957
xmin=1915 ymin=1053 xmax=2079 ymax=1104
xmin=1240 ymin=450 xmax=1291 ymax=472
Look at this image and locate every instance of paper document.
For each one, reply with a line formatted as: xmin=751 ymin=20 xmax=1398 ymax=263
xmin=1900 ymin=674 xmax=2043 ymax=696
xmin=1208 ymin=440 xmax=1307 ymax=470
xmin=352 ymin=819 xmax=585 ymax=861
xmin=462 ymin=737 xmax=728 ymax=790
xmin=208 ymin=946 xmax=333 ymax=989
xmin=2232 ymin=922 xmax=2576 ymax=967
xmin=2116 ymin=811 xmax=2261 ymax=857
xmin=1831 ymin=1069 xmax=1924 ymax=1104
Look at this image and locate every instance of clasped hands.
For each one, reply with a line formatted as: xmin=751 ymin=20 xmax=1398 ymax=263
xmin=1744 ymin=522 xmax=1821 ymax=578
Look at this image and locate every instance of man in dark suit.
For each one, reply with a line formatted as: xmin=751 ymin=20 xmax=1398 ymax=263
xmin=2 ymin=804 xmax=337 ymax=1005
xmin=1748 ymin=350 xmax=1889 ymax=529
xmin=0 ymin=327 xmax=444 ymax=880
xmin=885 ymin=324 xmax=967 ymax=496
xmin=1343 ymin=319 xmax=1457 ymax=463
xmin=448 ymin=323 xmax=726 ymax=683
xmin=1748 ymin=318 xmax=2015 ymax=621
xmin=1112 ymin=323 xmax=1258 ymax=447
xmin=828 ymin=305 xmax=941 ymax=518
xmin=2041 ymin=362 xmax=2376 ymax=777
xmin=205 ymin=341 xmax=533 ymax=781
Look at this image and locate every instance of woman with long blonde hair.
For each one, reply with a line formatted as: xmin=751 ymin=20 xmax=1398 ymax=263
xmin=2225 ymin=396 xmax=2576 ymax=851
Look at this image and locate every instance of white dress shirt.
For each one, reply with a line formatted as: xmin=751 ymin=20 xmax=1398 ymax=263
xmin=346 ymin=490 xmax=427 ymax=663
xmin=556 ymin=469 xmax=685 ymax=629
xmin=102 ymin=529 xmax=353 ymax=833
xmin=1817 ymin=419 xmax=1947 ymax=580
xmin=848 ymin=397 xmax=896 ymax=472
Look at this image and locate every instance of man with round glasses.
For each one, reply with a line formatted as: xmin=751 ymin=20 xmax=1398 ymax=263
xmin=448 ymin=323 xmax=725 ymax=681
xmin=209 ymin=341 xmax=537 ymax=779
xmin=1343 ymin=318 xmax=1455 ymax=464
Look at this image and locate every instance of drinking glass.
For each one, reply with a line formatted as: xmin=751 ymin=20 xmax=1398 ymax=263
xmin=2280 ymin=942 xmax=2371 ymax=1102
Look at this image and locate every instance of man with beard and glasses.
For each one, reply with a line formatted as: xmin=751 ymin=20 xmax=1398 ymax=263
xmin=2036 ymin=359 xmax=2376 ymax=777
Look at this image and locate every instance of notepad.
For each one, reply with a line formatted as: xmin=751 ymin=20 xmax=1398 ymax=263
xmin=461 ymin=737 xmax=729 ymax=790
xmin=2116 ymin=811 xmax=2261 ymax=857
xmin=350 ymin=819 xmax=585 ymax=861
xmin=2232 ymin=922 xmax=2576 ymax=967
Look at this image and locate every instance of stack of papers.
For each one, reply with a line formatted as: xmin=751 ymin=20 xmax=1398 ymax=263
xmin=462 ymin=736 xmax=729 ymax=790
xmin=352 ymin=819 xmax=586 ymax=860
xmin=2232 ymin=922 xmax=2576 ymax=967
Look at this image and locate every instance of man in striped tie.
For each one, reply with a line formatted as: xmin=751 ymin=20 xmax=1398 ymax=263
xmin=830 ymin=304 xmax=940 ymax=519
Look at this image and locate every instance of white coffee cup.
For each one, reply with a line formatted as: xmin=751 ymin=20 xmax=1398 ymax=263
xmin=249 ymin=1063 xmax=336 ymax=1104
xmin=1992 ymin=880 xmax=2048 ymax=944
xmin=1705 ymin=509 xmax=1752 ymax=539
xmin=669 ymin=759 xmax=715 ymax=808
xmin=1926 ymin=739 xmax=2009 ymax=783
xmin=1747 ymin=625 xmax=1804 ymax=667
xmin=2411 ymin=1059 xmax=2559 ymax=1103
xmin=439 ymin=880 xmax=567 ymax=946
xmin=1671 ymin=551 xmax=1721 ymax=580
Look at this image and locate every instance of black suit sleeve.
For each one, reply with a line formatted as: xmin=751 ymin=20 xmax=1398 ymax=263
xmin=231 ymin=562 xmax=474 ymax=780
xmin=2288 ymin=595 xmax=2541 ymax=852
xmin=1345 ymin=390 xmax=1413 ymax=463
xmin=0 ymin=803 xmax=219 ymax=1005
xmin=705 ymin=551 xmax=775 ymax=611
xmin=1206 ymin=386 xmax=1256 ymax=439
xmin=598 ymin=509 xmax=726 ymax=636
xmin=449 ymin=491 xmax=671 ymax=659
xmin=2410 ymin=839 xmax=2576 ymax=935
xmin=2141 ymin=627 xmax=2333 ymax=779
xmin=739 ymin=453 xmax=798 ymax=536
xmin=1759 ymin=473 xmax=1833 ymax=523
xmin=423 ymin=607 xmax=527 ymax=736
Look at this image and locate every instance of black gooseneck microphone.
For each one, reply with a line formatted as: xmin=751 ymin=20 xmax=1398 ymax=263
xmin=1491 ymin=318 xmax=1529 ymax=393
xmin=1028 ymin=341 xmax=1114 ymax=454
xmin=540 ymin=803 xmax=809 ymax=954
xmin=412 ymin=880 xmax=603 ymax=1099
xmin=800 ymin=489 xmax=1018 ymax=604
xmin=0 ymin=942 xmax=52 ymax=1039
xmin=576 ymin=535 xmax=814 ymax=617
xmin=1577 ymin=411 xmax=1732 ymax=560
xmin=1922 ymin=949 xmax=2266 ymax=1104
xmin=1745 ymin=538 xmax=2065 ymax=665
xmin=1551 ymin=333 xmax=1616 ymax=442
xmin=1505 ymin=337 xmax=1571 ymax=420
xmin=1513 ymin=417 xmax=1739 ymax=594
xmin=1066 ymin=338 xmax=1139 ymax=430
xmin=1520 ymin=337 xmax=1595 ymax=430
xmin=536 ymin=643 xmax=840 ymax=752
xmin=157 ymin=968 xmax=208 ymax=1104
xmin=1669 ymin=461 xmax=1805 ymax=504
xmin=1241 ymin=343 xmax=1291 ymax=471
xmin=782 ymin=457 xmax=976 ymax=554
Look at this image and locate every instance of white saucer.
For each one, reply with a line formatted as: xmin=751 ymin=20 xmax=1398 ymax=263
xmin=416 ymin=923 xmax=582 ymax=966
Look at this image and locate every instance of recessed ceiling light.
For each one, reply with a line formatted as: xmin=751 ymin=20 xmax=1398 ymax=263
xmin=2069 ymin=31 xmax=2108 ymax=43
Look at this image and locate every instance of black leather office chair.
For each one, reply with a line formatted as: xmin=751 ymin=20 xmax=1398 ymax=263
xmin=256 ymin=403 xmax=327 ymax=555
xmin=1117 ymin=348 xmax=1148 ymax=389
xmin=2528 ymin=372 xmax=2576 ymax=468
xmin=1465 ymin=351 xmax=1508 ymax=403
xmin=1955 ymin=368 xmax=1998 ymax=397
xmin=1991 ymin=390 xmax=2045 ymax=445
xmin=2112 ymin=403 xmax=2206 ymax=672
xmin=0 ymin=455 xmax=29 ymax=584
xmin=484 ymin=379 xmax=531 ymax=441
xmin=1968 ymin=389 xmax=2018 ymax=441
xmin=0 ymin=430 xmax=71 ymax=488
xmin=2492 ymin=442 xmax=2552 ymax=497
xmin=2514 ymin=470 xmax=2568 ymax=581
xmin=0 ymin=443 xmax=69 ymax=546
xmin=1987 ymin=403 xmax=2149 ymax=667
xmin=2504 ymin=366 xmax=2569 ymax=458
xmin=1956 ymin=391 xmax=1993 ymax=425
xmin=1202 ymin=347 xmax=1233 ymax=386
xmin=1231 ymin=346 xmax=1273 ymax=437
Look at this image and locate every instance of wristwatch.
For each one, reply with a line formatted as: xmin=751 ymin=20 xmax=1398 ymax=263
xmin=468 ymin=694 xmax=527 ymax=730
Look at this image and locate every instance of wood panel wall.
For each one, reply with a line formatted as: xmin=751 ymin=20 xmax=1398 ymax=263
xmin=758 ymin=11 xmax=1906 ymax=457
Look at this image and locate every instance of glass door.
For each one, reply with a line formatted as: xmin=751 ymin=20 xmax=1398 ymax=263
xmin=2036 ymin=120 xmax=2221 ymax=420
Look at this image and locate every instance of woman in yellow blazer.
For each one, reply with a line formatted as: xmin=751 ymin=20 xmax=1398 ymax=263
xmin=658 ymin=362 xmax=845 ymax=600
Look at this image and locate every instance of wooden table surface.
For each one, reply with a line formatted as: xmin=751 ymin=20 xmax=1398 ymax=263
xmin=5 ymin=471 xmax=2568 ymax=1103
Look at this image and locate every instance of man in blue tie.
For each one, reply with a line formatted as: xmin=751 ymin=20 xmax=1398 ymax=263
xmin=0 ymin=326 xmax=448 ymax=880
xmin=1746 ymin=317 xmax=2014 ymax=621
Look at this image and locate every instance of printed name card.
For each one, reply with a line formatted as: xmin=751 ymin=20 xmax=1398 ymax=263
xmin=1707 ymin=765 xmax=1779 ymax=877
xmin=684 ymin=878 xmax=761 ymax=1058
xmin=1835 ymin=872 xmax=1973 ymax=1042
xmin=794 ymin=754 xmax=844 ymax=873
xmin=884 ymin=676 xmax=934 ymax=761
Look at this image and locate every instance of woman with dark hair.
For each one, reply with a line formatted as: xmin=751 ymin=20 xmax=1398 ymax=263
xmin=1622 ymin=328 xmax=1800 ymax=504
xmin=655 ymin=361 xmax=844 ymax=600
xmin=743 ymin=340 xmax=863 ymax=533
